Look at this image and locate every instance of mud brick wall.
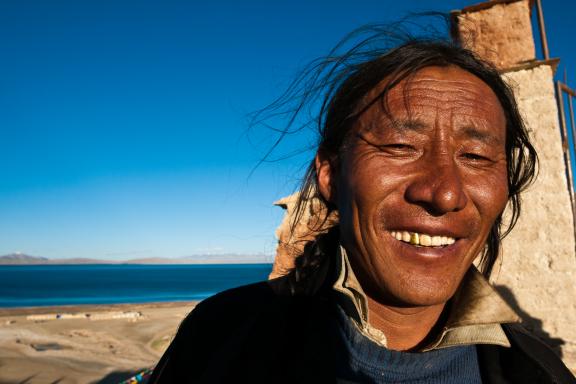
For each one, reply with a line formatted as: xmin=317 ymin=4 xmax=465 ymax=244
xmin=455 ymin=0 xmax=536 ymax=69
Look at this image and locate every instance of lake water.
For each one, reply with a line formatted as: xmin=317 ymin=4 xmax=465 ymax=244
xmin=0 ymin=264 xmax=273 ymax=307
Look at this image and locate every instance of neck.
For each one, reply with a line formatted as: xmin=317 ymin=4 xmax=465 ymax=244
xmin=366 ymin=296 xmax=447 ymax=351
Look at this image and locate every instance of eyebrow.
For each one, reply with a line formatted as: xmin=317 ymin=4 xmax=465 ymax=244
xmin=459 ymin=126 xmax=503 ymax=145
xmin=389 ymin=119 xmax=427 ymax=133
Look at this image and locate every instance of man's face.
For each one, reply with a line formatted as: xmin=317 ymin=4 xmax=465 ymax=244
xmin=318 ymin=65 xmax=508 ymax=307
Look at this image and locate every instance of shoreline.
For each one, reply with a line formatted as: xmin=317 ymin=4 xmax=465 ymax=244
xmin=0 ymin=300 xmax=200 ymax=317
xmin=0 ymin=301 xmax=196 ymax=383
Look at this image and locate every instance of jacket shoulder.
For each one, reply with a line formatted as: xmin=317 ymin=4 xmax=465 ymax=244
xmin=478 ymin=323 xmax=575 ymax=384
xmin=149 ymin=277 xmax=337 ymax=383
xmin=188 ymin=280 xmax=278 ymax=319
xmin=505 ymin=324 xmax=575 ymax=383
xmin=169 ymin=280 xmax=286 ymax=355
xmin=149 ymin=278 xmax=325 ymax=383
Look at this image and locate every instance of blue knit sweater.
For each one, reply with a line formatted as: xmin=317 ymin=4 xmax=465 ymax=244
xmin=332 ymin=305 xmax=483 ymax=384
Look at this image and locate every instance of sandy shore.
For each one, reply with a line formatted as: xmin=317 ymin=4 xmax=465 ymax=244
xmin=0 ymin=302 xmax=197 ymax=384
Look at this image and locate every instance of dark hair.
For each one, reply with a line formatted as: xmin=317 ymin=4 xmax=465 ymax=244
xmin=253 ymin=22 xmax=537 ymax=283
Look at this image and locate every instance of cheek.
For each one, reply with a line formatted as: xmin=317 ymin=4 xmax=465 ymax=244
xmin=337 ymin=166 xmax=391 ymax=220
xmin=336 ymin=159 xmax=382 ymax=233
xmin=467 ymin=171 xmax=509 ymax=226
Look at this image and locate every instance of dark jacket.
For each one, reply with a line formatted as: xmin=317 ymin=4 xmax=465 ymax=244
xmin=149 ymin=233 xmax=575 ymax=383
xmin=148 ymin=278 xmax=574 ymax=383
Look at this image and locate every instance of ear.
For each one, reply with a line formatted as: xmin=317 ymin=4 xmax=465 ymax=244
xmin=315 ymin=151 xmax=336 ymax=204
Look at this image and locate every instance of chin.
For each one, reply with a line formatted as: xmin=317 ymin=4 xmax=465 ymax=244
xmin=398 ymin=289 xmax=454 ymax=307
xmin=376 ymin=272 xmax=460 ymax=308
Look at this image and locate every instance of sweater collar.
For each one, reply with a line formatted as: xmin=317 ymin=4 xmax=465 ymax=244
xmin=332 ymin=245 xmax=520 ymax=351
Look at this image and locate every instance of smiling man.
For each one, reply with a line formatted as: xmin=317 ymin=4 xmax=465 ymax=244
xmin=315 ymin=65 xmax=511 ymax=353
xmin=150 ymin=33 xmax=575 ymax=383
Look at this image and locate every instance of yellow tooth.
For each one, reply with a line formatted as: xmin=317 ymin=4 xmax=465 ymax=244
xmin=420 ymin=234 xmax=432 ymax=246
xmin=400 ymin=231 xmax=455 ymax=246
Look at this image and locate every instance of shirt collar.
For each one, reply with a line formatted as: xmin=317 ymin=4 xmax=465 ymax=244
xmin=332 ymin=245 xmax=520 ymax=351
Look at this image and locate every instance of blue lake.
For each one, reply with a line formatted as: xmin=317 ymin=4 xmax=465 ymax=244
xmin=0 ymin=264 xmax=273 ymax=307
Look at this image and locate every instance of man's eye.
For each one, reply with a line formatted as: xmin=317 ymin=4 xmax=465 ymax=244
xmin=380 ymin=143 xmax=414 ymax=151
xmin=462 ymin=153 xmax=491 ymax=162
xmin=374 ymin=143 xmax=419 ymax=158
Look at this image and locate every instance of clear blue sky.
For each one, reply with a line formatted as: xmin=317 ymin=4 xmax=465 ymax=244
xmin=1 ymin=0 xmax=574 ymax=260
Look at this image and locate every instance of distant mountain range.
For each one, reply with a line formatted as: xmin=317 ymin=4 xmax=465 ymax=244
xmin=0 ymin=253 xmax=273 ymax=265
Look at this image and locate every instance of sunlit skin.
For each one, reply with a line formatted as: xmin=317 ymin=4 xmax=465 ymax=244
xmin=316 ymin=66 xmax=509 ymax=351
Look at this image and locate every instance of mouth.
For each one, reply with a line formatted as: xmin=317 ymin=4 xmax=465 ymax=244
xmin=389 ymin=230 xmax=456 ymax=247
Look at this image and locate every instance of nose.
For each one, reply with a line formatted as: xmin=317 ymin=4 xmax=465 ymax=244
xmin=404 ymin=156 xmax=468 ymax=215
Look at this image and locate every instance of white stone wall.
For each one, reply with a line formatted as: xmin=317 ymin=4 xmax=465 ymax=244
xmin=498 ymin=65 xmax=576 ymax=371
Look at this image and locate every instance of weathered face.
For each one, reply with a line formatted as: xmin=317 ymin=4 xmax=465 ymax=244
xmin=316 ymin=65 xmax=509 ymax=306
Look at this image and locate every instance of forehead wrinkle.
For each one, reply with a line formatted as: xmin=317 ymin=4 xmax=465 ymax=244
xmin=405 ymin=77 xmax=491 ymax=95
xmin=391 ymin=99 xmax=497 ymax=115
xmin=387 ymin=79 xmax=501 ymax=111
xmin=381 ymin=97 xmax=498 ymax=121
xmin=361 ymin=73 xmax=506 ymax=140
xmin=386 ymin=88 xmax=499 ymax=111
xmin=385 ymin=83 xmax=501 ymax=116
